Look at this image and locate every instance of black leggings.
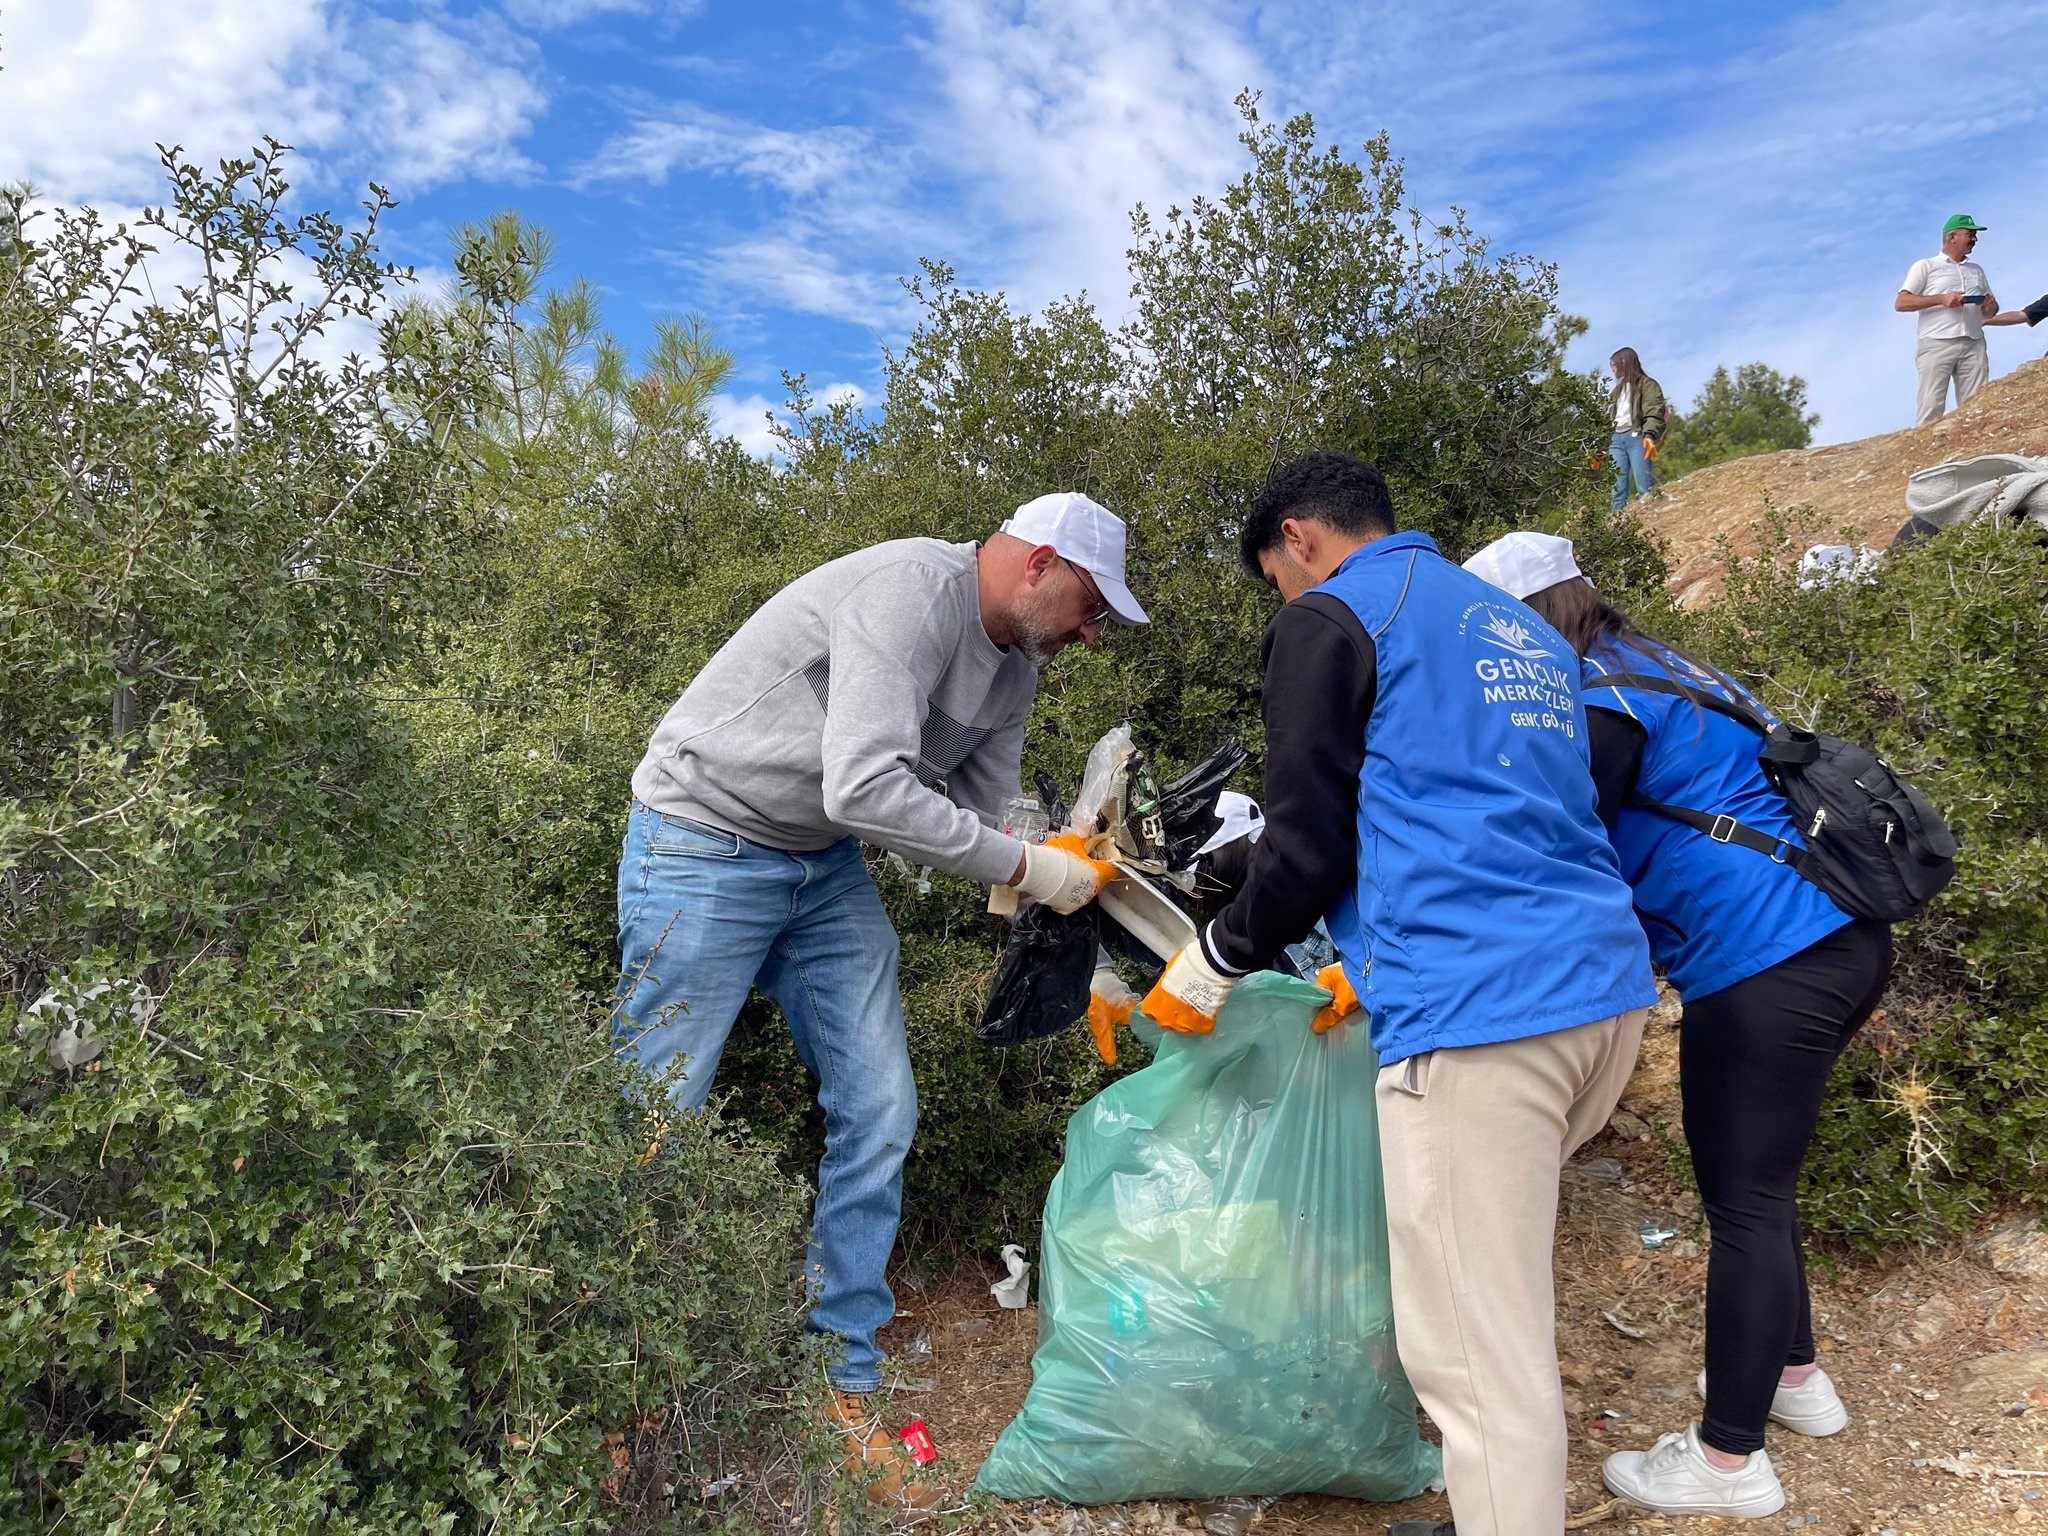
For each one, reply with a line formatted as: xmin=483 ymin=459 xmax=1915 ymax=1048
xmin=1680 ymin=918 xmax=1893 ymax=1456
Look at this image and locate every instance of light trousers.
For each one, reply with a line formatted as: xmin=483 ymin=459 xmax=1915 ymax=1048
xmin=1914 ymin=335 xmax=1989 ymax=425
xmin=1376 ymin=1007 xmax=1649 ymax=1536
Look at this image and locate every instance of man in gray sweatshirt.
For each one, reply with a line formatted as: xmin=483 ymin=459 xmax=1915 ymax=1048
xmin=616 ymin=492 xmax=1146 ymax=1501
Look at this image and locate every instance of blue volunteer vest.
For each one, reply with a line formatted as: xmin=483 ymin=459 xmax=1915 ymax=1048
xmin=1317 ymin=533 xmax=1655 ymax=1066
xmin=1582 ymin=639 xmax=1851 ymax=1000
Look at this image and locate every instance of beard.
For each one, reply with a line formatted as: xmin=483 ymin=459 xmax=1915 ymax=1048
xmin=1009 ymin=582 xmax=1072 ymax=667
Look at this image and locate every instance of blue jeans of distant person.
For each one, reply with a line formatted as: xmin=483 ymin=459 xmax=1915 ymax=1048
xmin=1610 ymin=430 xmax=1656 ymax=512
xmin=614 ymin=800 xmax=914 ymax=1393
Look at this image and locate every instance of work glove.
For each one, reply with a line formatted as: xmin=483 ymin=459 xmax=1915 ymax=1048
xmin=1085 ymin=965 xmax=1138 ymax=1065
xmin=1010 ymin=832 xmax=1119 ymax=915
xmin=1644 ymin=438 xmax=1660 ymax=461
xmin=1141 ymin=942 xmax=1240 ymax=1036
xmin=1311 ymin=963 xmax=1361 ymax=1034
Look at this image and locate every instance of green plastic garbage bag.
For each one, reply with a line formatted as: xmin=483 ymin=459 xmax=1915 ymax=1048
xmin=976 ymin=972 xmax=1442 ymax=1504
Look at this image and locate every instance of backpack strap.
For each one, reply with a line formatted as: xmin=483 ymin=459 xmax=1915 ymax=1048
xmin=1583 ymin=669 xmax=1816 ymax=869
xmin=1585 ymin=669 xmax=1826 ymax=766
xmin=1581 ymin=669 xmax=1770 ymax=733
xmin=1624 ymin=793 xmax=1809 ymax=870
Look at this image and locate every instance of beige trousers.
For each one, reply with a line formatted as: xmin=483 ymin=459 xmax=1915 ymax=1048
xmin=1376 ymin=1007 xmax=1649 ymax=1536
xmin=1915 ymin=335 xmax=1990 ymax=425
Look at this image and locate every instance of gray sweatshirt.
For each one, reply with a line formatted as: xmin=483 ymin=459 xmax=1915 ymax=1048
xmin=631 ymin=539 xmax=1037 ymax=886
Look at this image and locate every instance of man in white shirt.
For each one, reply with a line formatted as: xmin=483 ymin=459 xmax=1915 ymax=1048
xmin=1896 ymin=215 xmax=2000 ymax=426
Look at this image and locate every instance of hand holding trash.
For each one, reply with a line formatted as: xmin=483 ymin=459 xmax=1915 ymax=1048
xmin=1086 ymin=964 xmax=1139 ymax=1063
xmin=1311 ymin=963 xmax=1360 ymax=1034
xmin=1012 ymin=832 xmax=1119 ymax=915
xmin=1142 ymin=942 xmax=1239 ymax=1035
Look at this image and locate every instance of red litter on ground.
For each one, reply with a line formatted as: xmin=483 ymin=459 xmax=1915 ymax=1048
xmin=897 ymin=1419 xmax=938 ymax=1464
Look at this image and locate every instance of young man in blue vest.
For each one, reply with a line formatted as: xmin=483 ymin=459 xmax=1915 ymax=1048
xmin=1141 ymin=452 xmax=1657 ymax=1536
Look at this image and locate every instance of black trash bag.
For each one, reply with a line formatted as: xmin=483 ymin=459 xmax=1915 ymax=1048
xmin=1157 ymin=738 xmax=1249 ymax=871
xmin=976 ymin=902 xmax=1101 ymax=1046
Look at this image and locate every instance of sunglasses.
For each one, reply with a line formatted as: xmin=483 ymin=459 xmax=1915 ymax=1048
xmin=1060 ymin=557 xmax=1112 ymax=627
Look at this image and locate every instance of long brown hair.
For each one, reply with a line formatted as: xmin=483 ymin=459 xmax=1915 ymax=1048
xmin=1525 ymin=576 xmax=1648 ymax=659
xmin=1609 ymin=347 xmax=1645 ymax=399
xmin=1525 ymin=576 xmax=1725 ymax=728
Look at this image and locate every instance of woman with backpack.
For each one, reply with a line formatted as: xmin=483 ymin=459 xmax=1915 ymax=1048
xmin=1609 ymin=347 xmax=1669 ymax=512
xmin=1462 ymin=531 xmax=1893 ymax=1521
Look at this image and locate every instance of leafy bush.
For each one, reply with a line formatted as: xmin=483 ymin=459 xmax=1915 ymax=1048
xmin=1676 ymin=511 xmax=2048 ymax=1243
xmin=1 ymin=153 xmax=815 ymax=1533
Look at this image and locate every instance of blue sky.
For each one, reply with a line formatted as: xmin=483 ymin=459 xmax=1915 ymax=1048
xmin=6 ymin=0 xmax=2045 ymax=453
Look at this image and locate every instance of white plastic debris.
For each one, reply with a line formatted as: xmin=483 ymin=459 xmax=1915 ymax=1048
xmin=17 ymin=978 xmax=155 ymax=1070
xmin=1796 ymin=543 xmax=1882 ymax=590
xmin=990 ymin=1243 xmax=1032 ymax=1308
xmin=1194 ymin=790 xmax=1266 ymax=856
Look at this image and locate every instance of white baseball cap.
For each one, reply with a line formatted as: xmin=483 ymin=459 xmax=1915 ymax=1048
xmin=1462 ymin=531 xmax=1587 ymax=601
xmin=1001 ymin=491 xmax=1149 ymax=625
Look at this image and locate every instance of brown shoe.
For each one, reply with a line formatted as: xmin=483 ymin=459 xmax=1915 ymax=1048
xmin=825 ymin=1389 xmax=942 ymax=1510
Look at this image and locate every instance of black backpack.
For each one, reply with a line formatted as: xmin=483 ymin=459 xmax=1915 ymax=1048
xmin=1583 ymin=670 xmax=1958 ymax=924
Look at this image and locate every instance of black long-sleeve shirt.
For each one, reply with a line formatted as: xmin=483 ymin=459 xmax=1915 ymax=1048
xmin=1203 ymin=593 xmax=1377 ymax=975
xmin=1587 ymin=707 xmax=1648 ymax=828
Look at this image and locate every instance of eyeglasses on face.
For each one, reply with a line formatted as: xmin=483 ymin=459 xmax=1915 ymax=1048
xmin=1060 ymin=556 xmax=1112 ymax=627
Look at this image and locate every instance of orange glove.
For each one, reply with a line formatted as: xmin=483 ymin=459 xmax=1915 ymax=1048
xmin=1311 ymin=963 xmax=1361 ymax=1034
xmin=1011 ymin=832 xmax=1119 ymax=914
xmin=1085 ymin=966 xmax=1138 ymax=1064
xmin=1644 ymin=438 xmax=1660 ymax=461
xmin=1141 ymin=942 xmax=1240 ymax=1036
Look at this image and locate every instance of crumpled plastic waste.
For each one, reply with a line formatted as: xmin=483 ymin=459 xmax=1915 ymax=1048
xmin=17 ymin=977 xmax=155 ymax=1071
xmin=1796 ymin=543 xmax=1883 ymax=590
xmin=1194 ymin=791 xmax=1265 ymax=856
xmin=991 ymin=1243 xmax=1032 ymax=1308
xmin=1071 ymin=723 xmax=1168 ymax=869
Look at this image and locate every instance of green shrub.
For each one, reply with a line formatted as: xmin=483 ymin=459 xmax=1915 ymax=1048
xmin=1676 ymin=511 xmax=2048 ymax=1243
xmin=2 ymin=152 xmax=814 ymax=1533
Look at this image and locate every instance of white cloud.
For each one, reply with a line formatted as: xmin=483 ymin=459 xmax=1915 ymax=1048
xmin=580 ymin=105 xmax=868 ymax=196
xmin=710 ymin=391 xmax=784 ymax=457
xmin=0 ymin=0 xmax=545 ymax=204
xmin=502 ymin=0 xmax=672 ymax=28
xmin=326 ymin=16 xmax=547 ymax=191
xmin=907 ymin=0 xmax=1264 ymax=314
xmin=709 ymin=380 xmax=866 ymax=460
xmin=581 ymin=2 xmax=1267 ymax=339
xmin=705 ymin=236 xmax=913 ymax=331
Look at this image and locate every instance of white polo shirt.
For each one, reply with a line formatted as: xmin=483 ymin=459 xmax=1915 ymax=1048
xmin=1902 ymin=253 xmax=1991 ymax=341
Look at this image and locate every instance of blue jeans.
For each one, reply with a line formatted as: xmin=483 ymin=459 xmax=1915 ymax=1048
xmin=1610 ymin=430 xmax=1655 ymax=511
xmin=614 ymin=800 xmax=914 ymax=1392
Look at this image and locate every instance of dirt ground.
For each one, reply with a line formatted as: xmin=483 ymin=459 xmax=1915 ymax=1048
xmin=1643 ymin=356 xmax=2048 ymax=608
xmin=872 ymin=993 xmax=2048 ymax=1535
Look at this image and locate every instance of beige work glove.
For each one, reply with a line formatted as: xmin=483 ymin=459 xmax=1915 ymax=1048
xmin=1011 ymin=832 xmax=1119 ymax=915
xmin=1141 ymin=942 xmax=1240 ymax=1036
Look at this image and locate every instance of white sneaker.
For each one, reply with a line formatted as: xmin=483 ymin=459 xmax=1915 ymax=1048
xmin=1696 ymin=1366 xmax=1849 ymax=1436
xmin=1602 ymin=1423 xmax=1786 ymax=1517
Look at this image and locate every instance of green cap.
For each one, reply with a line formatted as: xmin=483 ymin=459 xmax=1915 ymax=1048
xmin=1944 ymin=214 xmax=1987 ymax=233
